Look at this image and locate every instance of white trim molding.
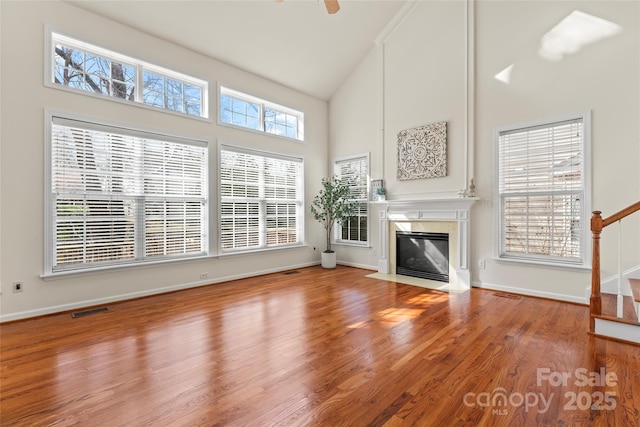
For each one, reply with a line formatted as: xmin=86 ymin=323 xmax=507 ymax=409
xmin=472 ymin=280 xmax=588 ymax=305
xmin=378 ymin=197 xmax=479 ymax=290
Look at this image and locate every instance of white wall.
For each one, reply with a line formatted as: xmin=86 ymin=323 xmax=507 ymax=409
xmin=473 ymin=0 xmax=640 ymax=301
xmin=330 ymin=0 xmax=640 ymax=302
xmin=0 ymin=1 xmax=329 ymax=321
xmin=328 ymin=45 xmax=381 ymax=269
xmin=330 ymin=0 xmax=469 ymax=271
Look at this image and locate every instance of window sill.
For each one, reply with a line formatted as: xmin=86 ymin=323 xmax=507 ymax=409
xmin=218 ymin=243 xmax=306 ymax=257
xmin=217 ymin=120 xmax=304 ymax=143
xmin=493 ymin=256 xmax=591 ymax=272
xmin=45 ymin=82 xmax=212 ymax=123
xmin=333 ymin=241 xmax=371 ymax=249
xmin=41 ymin=254 xmax=215 ymax=281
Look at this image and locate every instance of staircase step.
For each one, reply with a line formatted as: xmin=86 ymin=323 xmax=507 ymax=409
xmin=629 ymin=278 xmax=640 ymax=303
xmin=629 ymin=279 xmax=640 ymax=323
xmin=592 ymin=313 xmax=640 ymax=326
xmin=600 ymin=293 xmax=637 ymax=321
xmin=593 ymin=291 xmax=640 ymax=344
xmin=593 ymin=316 xmax=640 ymax=344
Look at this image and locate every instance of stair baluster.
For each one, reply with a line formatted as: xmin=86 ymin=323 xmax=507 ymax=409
xmin=617 ymin=220 xmax=623 ymax=318
xmin=590 ymin=200 xmax=640 ymax=335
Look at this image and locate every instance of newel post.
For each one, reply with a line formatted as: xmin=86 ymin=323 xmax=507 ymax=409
xmin=590 ymin=211 xmax=603 ymax=333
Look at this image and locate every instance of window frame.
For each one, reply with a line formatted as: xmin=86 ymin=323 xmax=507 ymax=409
xmin=43 ymin=110 xmax=211 ymax=278
xmin=217 ymin=143 xmax=305 ymax=255
xmin=45 ymin=29 xmax=210 ymax=121
xmin=494 ymin=111 xmax=591 ymax=269
xmin=218 ymin=85 xmax=305 ymax=141
xmin=333 ymin=153 xmax=370 ymax=247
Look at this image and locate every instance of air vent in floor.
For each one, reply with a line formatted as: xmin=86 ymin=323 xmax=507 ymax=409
xmin=283 ymin=270 xmax=300 ymax=275
xmin=71 ymin=307 xmax=109 ymax=318
xmin=493 ymin=292 xmax=521 ymax=300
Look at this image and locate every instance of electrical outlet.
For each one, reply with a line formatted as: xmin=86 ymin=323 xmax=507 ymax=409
xmin=478 ymin=260 xmax=486 ymax=269
xmin=200 ymin=272 xmax=209 ymax=280
xmin=13 ymin=281 xmax=23 ymax=293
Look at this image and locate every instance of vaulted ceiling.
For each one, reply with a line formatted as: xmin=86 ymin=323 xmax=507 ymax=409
xmin=70 ymin=0 xmax=407 ymax=100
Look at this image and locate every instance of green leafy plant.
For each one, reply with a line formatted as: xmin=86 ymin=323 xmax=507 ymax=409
xmin=375 ymin=187 xmax=386 ymax=196
xmin=310 ymin=176 xmax=357 ymax=253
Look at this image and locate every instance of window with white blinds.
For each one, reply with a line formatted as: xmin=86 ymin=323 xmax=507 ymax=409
xmin=219 ymin=145 xmax=303 ymax=252
xmin=47 ymin=116 xmax=208 ymax=274
xmin=497 ymin=114 xmax=589 ymax=265
xmin=334 ymin=154 xmax=369 ymax=245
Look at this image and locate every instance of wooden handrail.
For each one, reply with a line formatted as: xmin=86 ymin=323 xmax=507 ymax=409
xmin=590 ymin=200 xmax=640 ymax=333
xmin=602 ymin=200 xmax=640 ymax=228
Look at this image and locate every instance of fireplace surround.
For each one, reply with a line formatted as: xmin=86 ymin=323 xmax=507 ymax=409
xmin=377 ymin=197 xmax=478 ymax=291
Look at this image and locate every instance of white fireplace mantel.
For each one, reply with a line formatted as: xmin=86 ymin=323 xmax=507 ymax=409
xmin=378 ymin=197 xmax=479 ymax=290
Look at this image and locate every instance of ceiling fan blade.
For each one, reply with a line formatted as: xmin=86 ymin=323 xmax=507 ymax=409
xmin=324 ymin=0 xmax=340 ymax=14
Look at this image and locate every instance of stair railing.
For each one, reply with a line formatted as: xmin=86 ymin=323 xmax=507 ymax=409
xmin=590 ymin=201 xmax=640 ymax=332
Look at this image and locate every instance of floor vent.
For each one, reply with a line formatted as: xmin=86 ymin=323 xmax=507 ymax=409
xmin=71 ymin=307 xmax=109 ymax=318
xmin=283 ymin=270 xmax=300 ymax=275
xmin=493 ymin=292 xmax=521 ymax=300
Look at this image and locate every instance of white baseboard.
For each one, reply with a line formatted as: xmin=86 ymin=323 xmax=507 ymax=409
xmin=600 ymin=265 xmax=640 ymax=296
xmin=337 ymin=260 xmax=378 ymax=271
xmin=0 ymin=261 xmax=320 ymax=323
xmin=471 ymin=280 xmax=588 ymax=305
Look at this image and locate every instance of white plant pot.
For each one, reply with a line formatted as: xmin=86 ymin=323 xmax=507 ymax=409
xmin=321 ymin=251 xmax=337 ymax=269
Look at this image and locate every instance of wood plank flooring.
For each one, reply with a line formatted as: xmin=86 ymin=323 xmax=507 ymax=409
xmin=1 ymin=266 xmax=639 ymax=426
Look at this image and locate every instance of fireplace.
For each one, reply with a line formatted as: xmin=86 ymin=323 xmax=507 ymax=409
xmin=375 ymin=197 xmax=478 ymax=291
xmin=396 ymin=231 xmax=449 ymax=282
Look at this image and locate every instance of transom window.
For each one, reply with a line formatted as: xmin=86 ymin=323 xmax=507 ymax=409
xmin=219 ymin=86 xmax=304 ymax=141
xmin=46 ymin=116 xmax=208 ymax=275
xmin=49 ymin=32 xmax=208 ymax=119
xmin=334 ymin=154 xmax=369 ymax=245
xmin=219 ymin=145 xmax=304 ymax=252
xmin=497 ymin=113 xmax=590 ymax=266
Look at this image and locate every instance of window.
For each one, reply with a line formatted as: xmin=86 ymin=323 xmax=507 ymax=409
xmin=219 ymin=87 xmax=304 ymax=141
xmin=219 ymin=145 xmax=304 ymax=252
xmin=49 ymin=32 xmax=208 ymax=119
xmin=46 ymin=116 xmax=208 ymax=275
xmin=497 ymin=113 xmax=590 ymax=266
xmin=334 ymin=154 xmax=369 ymax=245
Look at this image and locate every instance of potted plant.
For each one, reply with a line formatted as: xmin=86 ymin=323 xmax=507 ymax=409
xmin=375 ymin=186 xmax=387 ymax=201
xmin=310 ymin=176 xmax=357 ymax=269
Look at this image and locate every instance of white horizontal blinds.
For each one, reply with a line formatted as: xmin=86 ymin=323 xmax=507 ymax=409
xmin=52 ymin=125 xmax=137 ymax=268
xmin=142 ymin=139 xmax=207 ymax=258
xmin=219 ymin=147 xmax=303 ymax=251
xmin=219 ymin=150 xmax=261 ymax=250
xmin=51 ymin=117 xmax=207 ymax=271
xmin=335 ymin=156 xmax=368 ymax=243
xmin=263 ymin=157 xmax=302 ymax=245
xmin=499 ymin=118 xmax=583 ymax=262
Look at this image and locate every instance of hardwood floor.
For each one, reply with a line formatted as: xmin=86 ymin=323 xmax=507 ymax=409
xmin=1 ymin=266 xmax=638 ymax=426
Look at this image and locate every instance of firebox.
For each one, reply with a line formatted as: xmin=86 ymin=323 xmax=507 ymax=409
xmin=395 ymin=231 xmax=449 ymax=282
